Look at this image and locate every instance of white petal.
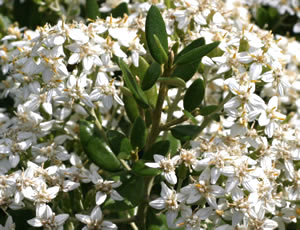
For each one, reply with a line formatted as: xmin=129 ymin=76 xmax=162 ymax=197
xmin=224 ymin=97 xmax=241 ymax=110
xmin=149 ymin=198 xmax=166 ymax=210
xmin=75 ymin=214 xmax=91 ymax=224
xmin=259 ymin=111 xmax=270 ymax=126
xmin=68 ymin=53 xmax=80 ymax=64
xmin=249 ymin=62 xmax=262 ymax=80
xmin=91 ymin=206 xmax=102 ymax=222
xmin=164 ymin=171 xmax=177 ymax=185
xmin=55 ymin=214 xmax=69 ymax=225
xmin=68 ymin=29 xmax=89 ymax=44
xmin=96 ymin=191 xmax=107 ymax=205
xmin=111 ymin=190 xmax=123 ymax=201
xmin=268 ymin=96 xmax=278 ymax=109
xmin=27 ymin=218 xmax=43 ymax=227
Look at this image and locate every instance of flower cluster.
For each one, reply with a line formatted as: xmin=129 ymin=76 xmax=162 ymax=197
xmin=0 ymin=0 xmax=299 ymax=229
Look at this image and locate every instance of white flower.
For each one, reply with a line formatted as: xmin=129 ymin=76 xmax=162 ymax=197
xmin=76 ymin=206 xmax=117 ymax=230
xmin=146 ymin=154 xmax=180 ymax=185
xmin=90 ymin=72 xmax=123 ymax=110
xmin=27 ymin=204 xmax=69 ymax=229
xmin=175 ymin=205 xmax=213 ymax=230
xmin=178 ymin=167 xmax=225 ymax=208
xmin=224 ymin=78 xmax=266 ymax=113
xmin=90 ymin=170 xmax=123 ymax=205
xmin=149 ymin=182 xmax=179 ymax=228
xmin=258 ymin=96 xmax=286 ymax=137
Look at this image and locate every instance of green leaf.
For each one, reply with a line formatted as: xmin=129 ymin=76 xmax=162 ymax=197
xmin=123 ymin=94 xmax=140 ymax=122
xmin=175 ymin=41 xmax=220 ymax=65
xmin=183 ymin=110 xmax=198 ymax=124
xmin=153 ymin=34 xmax=168 ymax=64
xmin=85 ymin=0 xmax=100 ymax=20
xmin=130 ymin=56 xmax=150 ymax=82
xmin=118 ymin=58 xmax=149 ymax=108
xmin=157 ymin=77 xmax=186 ymax=88
xmin=85 ymin=137 xmax=122 ymax=171
xmin=200 ymin=105 xmax=218 ymax=116
xmin=172 ymin=62 xmax=199 ymax=82
xmin=145 ymin=5 xmax=168 ymax=64
xmin=118 ymin=175 xmax=145 ymax=206
xmin=142 ymin=61 xmax=162 ymax=90
xmin=79 ymin=121 xmax=121 ymax=171
xmin=107 ymin=130 xmax=132 ymax=155
xmin=111 ymin=2 xmax=129 ymax=18
xmin=143 ymin=140 xmax=170 ymax=160
xmin=175 ymin=37 xmax=205 ymax=62
xmin=256 ymin=7 xmax=269 ymax=28
xmin=170 ymin=125 xmax=201 ymax=141
xmin=79 ymin=120 xmax=94 ymax=145
xmin=145 ymin=84 xmax=158 ymax=108
xmin=132 ymin=160 xmax=161 ymax=176
xmin=130 ymin=116 xmax=147 ymax=150
xmin=183 ymin=78 xmax=205 ymax=112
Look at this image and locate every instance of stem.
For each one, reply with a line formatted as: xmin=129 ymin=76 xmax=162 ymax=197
xmin=144 ymin=83 xmax=168 ymax=152
xmin=136 ymin=176 xmax=155 ymax=230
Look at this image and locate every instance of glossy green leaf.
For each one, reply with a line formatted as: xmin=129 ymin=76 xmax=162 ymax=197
xmin=175 ymin=37 xmax=205 ymax=62
xmin=85 ymin=0 xmax=100 ymax=20
xmin=118 ymin=58 xmax=149 ymax=108
xmin=79 ymin=121 xmax=121 ymax=171
xmin=175 ymin=41 xmax=220 ymax=65
xmin=153 ymin=34 xmax=168 ymax=64
xmin=172 ymin=62 xmax=199 ymax=82
xmin=132 ymin=160 xmax=161 ymax=176
xmin=142 ymin=61 xmax=161 ymax=90
xmin=85 ymin=137 xmax=122 ymax=171
xmin=123 ymin=94 xmax=139 ymax=122
xmin=183 ymin=78 xmax=205 ymax=112
xmin=170 ymin=125 xmax=201 ymax=141
xmin=130 ymin=56 xmax=150 ymax=82
xmin=118 ymin=175 xmax=145 ymax=206
xmin=130 ymin=116 xmax=147 ymax=150
xmin=145 ymin=84 xmax=158 ymax=108
xmin=107 ymin=130 xmax=132 ymax=155
xmin=200 ymin=105 xmax=218 ymax=116
xmin=157 ymin=77 xmax=186 ymax=88
xmin=79 ymin=120 xmax=94 ymax=145
xmin=111 ymin=2 xmax=129 ymax=18
xmin=143 ymin=140 xmax=170 ymax=160
xmin=145 ymin=5 xmax=168 ymax=64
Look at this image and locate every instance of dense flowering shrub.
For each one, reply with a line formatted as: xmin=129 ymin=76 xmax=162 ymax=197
xmin=0 ymin=0 xmax=299 ymax=229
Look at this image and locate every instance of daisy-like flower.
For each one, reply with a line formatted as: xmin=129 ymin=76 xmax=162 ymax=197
xmin=224 ymin=78 xmax=266 ymax=114
xmin=145 ymin=154 xmax=180 ymax=185
xmin=178 ymin=167 xmax=225 ymax=208
xmin=76 ymin=206 xmax=117 ymax=230
xmin=90 ymin=169 xmax=123 ymax=205
xmin=258 ymin=96 xmax=286 ymax=138
xmin=149 ymin=182 xmax=180 ymax=228
xmin=175 ymin=205 xmax=213 ymax=230
xmin=178 ymin=148 xmax=201 ymax=172
xmin=27 ymin=203 xmax=69 ymax=229
xmin=90 ymin=72 xmax=123 ymax=111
